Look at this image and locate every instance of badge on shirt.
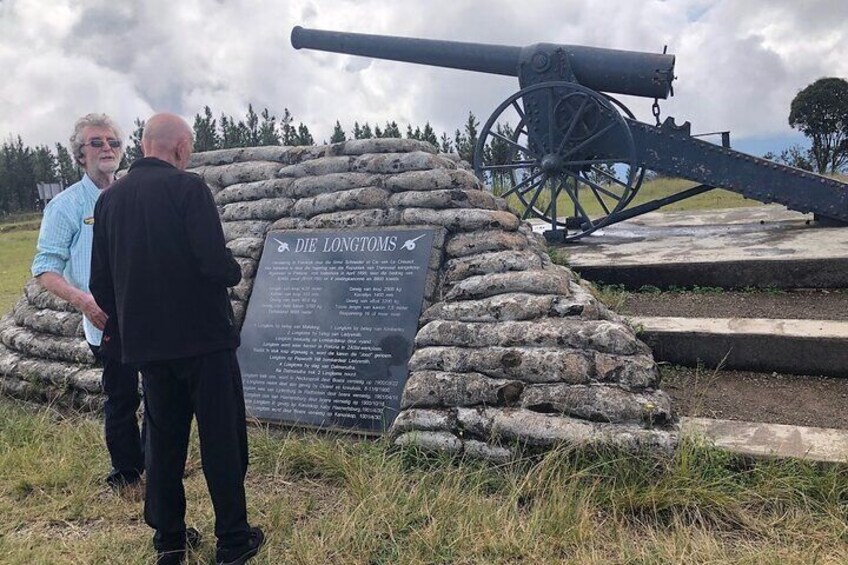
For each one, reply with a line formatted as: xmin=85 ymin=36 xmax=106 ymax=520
xmin=83 ymin=216 xmax=94 ymax=225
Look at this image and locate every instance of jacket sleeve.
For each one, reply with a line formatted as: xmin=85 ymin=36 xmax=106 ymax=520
xmin=90 ymin=198 xmax=115 ymax=322
xmin=182 ymin=176 xmax=242 ymax=287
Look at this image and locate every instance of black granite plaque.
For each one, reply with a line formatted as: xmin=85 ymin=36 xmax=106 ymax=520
xmin=238 ymin=228 xmax=436 ymax=432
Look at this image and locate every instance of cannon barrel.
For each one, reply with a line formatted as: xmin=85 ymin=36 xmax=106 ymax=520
xmin=291 ymin=26 xmax=675 ymax=99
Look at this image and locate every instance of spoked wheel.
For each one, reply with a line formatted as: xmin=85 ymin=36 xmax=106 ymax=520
xmin=473 ymin=81 xmax=644 ymax=241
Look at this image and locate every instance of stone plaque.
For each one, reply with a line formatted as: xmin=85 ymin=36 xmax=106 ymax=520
xmin=238 ymin=228 xmax=436 ymax=432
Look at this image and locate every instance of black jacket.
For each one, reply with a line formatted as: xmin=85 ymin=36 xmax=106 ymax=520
xmin=91 ymin=157 xmax=241 ymax=364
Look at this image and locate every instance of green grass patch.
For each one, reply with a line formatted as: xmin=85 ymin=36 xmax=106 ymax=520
xmin=0 ymin=398 xmax=845 ymax=563
xmin=502 ymin=176 xmax=761 ymax=220
xmin=0 ymin=227 xmax=38 ymax=314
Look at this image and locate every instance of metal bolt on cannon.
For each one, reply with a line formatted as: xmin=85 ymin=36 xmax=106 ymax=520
xmin=291 ymin=26 xmax=848 ymax=243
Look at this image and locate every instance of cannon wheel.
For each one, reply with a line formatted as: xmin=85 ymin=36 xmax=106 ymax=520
xmin=473 ymin=81 xmax=642 ymax=241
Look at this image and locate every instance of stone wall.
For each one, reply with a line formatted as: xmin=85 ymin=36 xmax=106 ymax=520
xmin=0 ymin=138 xmax=677 ymax=458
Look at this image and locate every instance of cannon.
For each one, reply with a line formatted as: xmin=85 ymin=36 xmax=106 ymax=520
xmin=291 ymin=26 xmax=848 ymax=242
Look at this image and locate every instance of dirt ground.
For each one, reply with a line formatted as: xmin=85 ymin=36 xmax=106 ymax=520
xmin=617 ymin=289 xmax=848 ymax=430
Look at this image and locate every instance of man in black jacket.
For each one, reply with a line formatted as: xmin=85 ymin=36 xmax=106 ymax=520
xmin=91 ymin=112 xmax=264 ymax=565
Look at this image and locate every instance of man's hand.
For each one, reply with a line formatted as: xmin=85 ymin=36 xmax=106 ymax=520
xmin=78 ymin=293 xmax=108 ymax=330
xmin=36 ymin=272 xmax=108 ymax=330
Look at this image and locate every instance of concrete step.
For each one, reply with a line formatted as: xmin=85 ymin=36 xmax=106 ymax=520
xmin=556 ymin=205 xmax=848 ymax=289
xmin=680 ymin=417 xmax=848 ymax=463
xmin=633 ymin=316 xmax=848 ymax=377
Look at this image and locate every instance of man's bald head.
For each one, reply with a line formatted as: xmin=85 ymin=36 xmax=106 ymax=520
xmin=141 ymin=113 xmax=194 ymax=170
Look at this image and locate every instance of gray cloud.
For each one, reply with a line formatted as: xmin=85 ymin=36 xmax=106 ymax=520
xmin=0 ymin=0 xmax=845 ymax=157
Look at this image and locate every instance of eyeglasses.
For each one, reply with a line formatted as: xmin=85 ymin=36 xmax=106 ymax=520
xmin=83 ymin=138 xmax=122 ymax=149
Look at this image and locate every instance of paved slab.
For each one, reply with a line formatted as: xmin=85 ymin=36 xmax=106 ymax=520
xmin=548 ymin=205 xmax=848 ymax=288
xmin=680 ymin=417 xmax=848 ymax=463
xmin=634 ymin=316 xmax=848 ymax=377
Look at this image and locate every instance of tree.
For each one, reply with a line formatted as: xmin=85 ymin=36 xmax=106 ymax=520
xmin=788 ymin=77 xmax=848 ymax=173
xmin=439 ymin=132 xmax=453 ymax=153
xmin=763 ymin=144 xmax=814 ymax=171
xmin=292 ymin=123 xmax=314 ymax=146
xmin=421 ymin=122 xmax=438 ymax=147
xmin=193 ymin=106 xmax=220 ymax=152
xmin=454 ymin=112 xmax=479 ymax=163
xmin=330 ymin=120 xmax=347 ymax=143
xmin=219 ymin=114 xmax=242 ymax=148
xmin=280 ymin=108 xmax=296 ymax=146
xmin=125 ymin=118 xmax=145 ymax=163
xmin=244 ymin=104 xmax=260 ymax=146
xmin=55 ymin=143 xmax=80 ymax=187
xmin=382 ymin=121 xmax=401 ymax=138
xmin=258 ymin=108 xmax=280 ymax=145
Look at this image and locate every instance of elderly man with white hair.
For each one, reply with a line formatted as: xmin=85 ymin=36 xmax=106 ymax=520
xmin=32 ymin=113 xmax=144 ymax=492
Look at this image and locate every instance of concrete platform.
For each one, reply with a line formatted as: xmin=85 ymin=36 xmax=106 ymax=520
xmin=634 ymin=316 xmax=848 ymax=377
xmin=680 ymin=417 xmax=848 ymax=463
xmin=550 ymin=205 xmax=848 ymax=289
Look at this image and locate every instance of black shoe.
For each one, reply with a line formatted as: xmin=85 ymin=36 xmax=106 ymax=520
xmin=105 ymin=468 xmax=143 ymax=491
xmin=156 ymin=527 xmax=202 ymax=565
xmin=216 ymin=526 xmax=265 ymax=565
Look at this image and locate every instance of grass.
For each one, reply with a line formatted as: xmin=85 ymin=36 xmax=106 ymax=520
xmin=0 ymin=222 xmax=38 ymax=315
xmin=0 ymin=397 xmax=845 ymax=564
xmin=2 ymin=191 xmax=846 ymax=563
xmin=501 ymin=176 xmax=759 ymax=221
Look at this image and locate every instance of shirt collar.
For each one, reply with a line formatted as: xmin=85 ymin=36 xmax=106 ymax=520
xmin=80 ymin=173 xmax=104 ymax=197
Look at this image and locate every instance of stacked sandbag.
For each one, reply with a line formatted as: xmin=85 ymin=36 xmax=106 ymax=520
xmin=0 ymin=137 xmax=677 ymax=458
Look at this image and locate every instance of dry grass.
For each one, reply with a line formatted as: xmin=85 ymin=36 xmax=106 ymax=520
xmin=0 ymin=397 xmax=846 ymax=564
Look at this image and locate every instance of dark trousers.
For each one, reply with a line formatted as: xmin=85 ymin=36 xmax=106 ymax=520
xmin=140 ymin=348 xmax=250 ymax=552
xmin=90 ymin=344 xmax=144 ymax=484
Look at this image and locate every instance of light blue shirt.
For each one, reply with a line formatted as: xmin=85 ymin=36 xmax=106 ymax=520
xmin=32 ymin=174 xmax=103 ymax=345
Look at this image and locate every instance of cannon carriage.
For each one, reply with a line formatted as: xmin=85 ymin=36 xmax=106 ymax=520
xmin=291 ymin=26 xmax=848 ymax=242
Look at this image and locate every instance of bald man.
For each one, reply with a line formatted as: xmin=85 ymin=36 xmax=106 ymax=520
xmin=91 ymin=113 xmax=264 ymax=565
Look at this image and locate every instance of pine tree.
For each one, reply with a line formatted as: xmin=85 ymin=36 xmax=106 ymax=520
xmin=245 ymin=104 xmax=260 ymax=146
xmin=55 ymin=143 xmax=80 ymax=187
xmin=193 ymin=106 xmax=220 ymax=152
xmin=360 ymin=123 xmax=373 ymax=139
xmin=32 ymin=146 xmax=57 ymax=183
xmin=125 ymin=118 xmax=145 ymax=162
xmin=330 ymin=120 xmax=347 ymax=143
xmin=280 ymin=109 xmax=296 ymax=146
xmin=439 ymin=132 xmax=453 ymax=153
xmin=421 ymin=122 xmax=438 ymax=147
xmin=293 ymin=123 xmax=314 ymax=146
xmin=219 ymin=114 xmax=242 ymax=148
xmin=454 ymin=112 xmax=479 ymax=163
xmin=258 ymin=108 xmax=280 ymax=145
xmin=382 ymin=121 xmax=401 ymax=138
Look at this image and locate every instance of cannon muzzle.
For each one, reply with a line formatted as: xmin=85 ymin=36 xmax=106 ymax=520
xmin=291 ymin=26 xmax=675 ymax=99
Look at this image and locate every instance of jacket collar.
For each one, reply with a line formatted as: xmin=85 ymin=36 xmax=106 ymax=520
xmin=129 ymin=157 xmax=177 ymax=172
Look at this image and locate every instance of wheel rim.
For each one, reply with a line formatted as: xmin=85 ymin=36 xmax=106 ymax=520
xmin=474 ymin=82 xmax=641 ymax=241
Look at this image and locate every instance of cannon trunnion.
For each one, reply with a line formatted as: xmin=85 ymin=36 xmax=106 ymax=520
xmin=292 ymin=26 xmax=848 ymax=241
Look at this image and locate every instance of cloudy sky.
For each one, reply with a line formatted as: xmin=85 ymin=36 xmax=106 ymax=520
xmin=1 ymin=0 xmax=846 ymax=157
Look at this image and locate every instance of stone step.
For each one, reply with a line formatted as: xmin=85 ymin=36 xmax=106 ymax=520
xmin=680 ymin=417 xmax=848 ymax=463
xmin=555 ymin=205 xmax=848 ymax=289
xmin=633 ymin=316 xmax=848 ymax=377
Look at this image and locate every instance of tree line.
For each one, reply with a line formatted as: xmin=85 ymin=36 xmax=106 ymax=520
xmin=0 ymin=138 xmax=81 ymax=215
xmin=121 ymin=105 xmax=484 ymax=165
xmin=2 ymin=76 xmax=845 ymax=216
xmin=0 ymin=106 xmax=485 ymax=216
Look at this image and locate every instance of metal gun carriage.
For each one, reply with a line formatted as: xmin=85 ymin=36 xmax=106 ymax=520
xmin=291 ymin=26 xmax=848 ymax=242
